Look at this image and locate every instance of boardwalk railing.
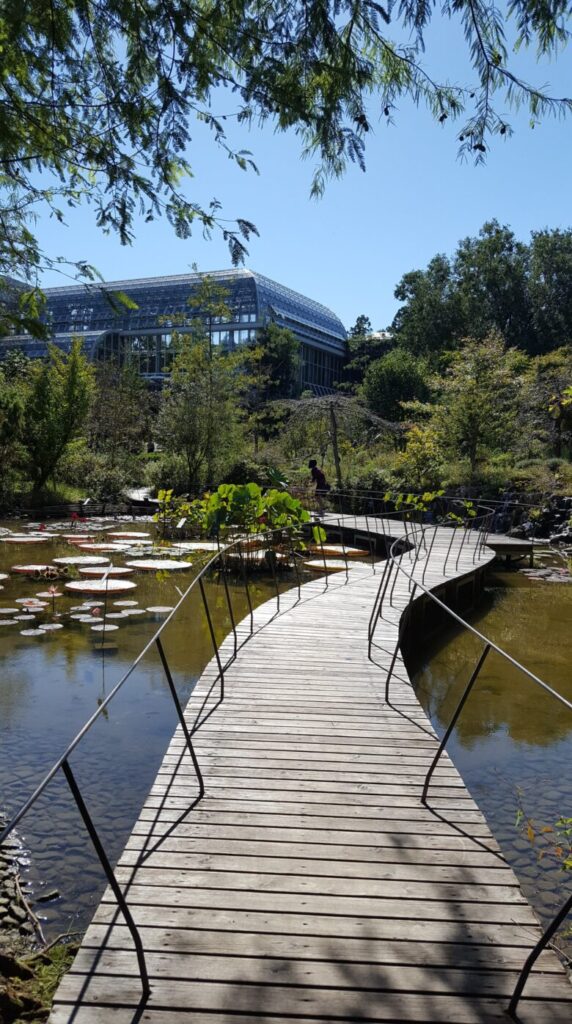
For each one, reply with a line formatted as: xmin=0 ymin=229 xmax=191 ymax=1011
xmin=0 ymin=515 xmax=383 ymax=992
xmin=368 ymin=511 xmax=572 ymax=1018
xmin=331 ymin=486 xmax=571 ymax=537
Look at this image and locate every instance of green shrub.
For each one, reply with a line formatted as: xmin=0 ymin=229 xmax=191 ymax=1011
xmin=144 ymin=452 xmax=192 ymax=496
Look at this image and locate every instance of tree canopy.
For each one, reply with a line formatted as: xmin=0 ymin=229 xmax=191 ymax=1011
xmin=391 ymin=222 xmax=572 ymax=357
xmin=1 ymin=0 xmax=572 ymax=333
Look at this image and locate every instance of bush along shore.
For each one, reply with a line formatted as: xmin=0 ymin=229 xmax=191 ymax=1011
xmin=0 ymin=816 xmax=79 ymax=1024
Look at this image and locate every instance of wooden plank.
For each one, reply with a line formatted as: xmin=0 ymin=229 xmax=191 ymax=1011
xmin=50 ymin=976 xmax=572 ymax=1023
xmin=66 ymin=950 xmax=563 ymax=998
xmin=81 ymin=924 xmax=561 ymax=971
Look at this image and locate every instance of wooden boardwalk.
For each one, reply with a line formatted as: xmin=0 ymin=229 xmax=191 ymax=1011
xmin=50 ymin=518 xmax=572 ymax=1023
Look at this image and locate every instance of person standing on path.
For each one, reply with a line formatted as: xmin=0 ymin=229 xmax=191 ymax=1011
xmin=308 ymin=459 xmax=330 ymax=514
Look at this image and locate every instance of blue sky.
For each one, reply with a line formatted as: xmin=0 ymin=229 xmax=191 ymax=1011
xmin=35 ymin=16 xmax=572 ymax=332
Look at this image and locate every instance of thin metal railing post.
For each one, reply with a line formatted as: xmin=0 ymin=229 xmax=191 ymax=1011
xmin=385 ymin=583 xmax=417 ymax=703
xmin=455 ymin=521 xmax=470 ymax=571
xmin=443 ymin=524 xmax=457 ymax=574
xmin=368 ymin=568 xmax=385 ymax=641
xmin=421 ymin=643 xmax=491 ymax=804
xmin=237 ymin=543 xmax=254 ymax=635
xmin=408 ymin=534 xmax=422 ymax=591
xmin=316 ymin=523 xmax=329 ymax=589
xmin=155 ymin=637 xmax=204 ymax=799
xmin=198 ymin=576 xmax=225 ymax=700
xmin=421 ymin=526 xmax=438 ymax=586
xmin=61 ymin=759 xmax=150 ymax=998
xmin=287 ymin=529 xmax=302 ymax=601
xmin=337 ymin=517 xmax=350 ymax=581
xmin=508 ymin=891 xmax=572 ymax=1017
xmin=368 ymin=560 xmax=394 ymax=653
xmin=389 ymin=543 xmax=405 ymax=606
xmin=267 ymin=537 xmax=281 ymax=610
xmin=219 ymin=550 xmax=238 ymax=659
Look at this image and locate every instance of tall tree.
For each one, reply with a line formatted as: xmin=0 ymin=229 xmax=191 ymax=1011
xmin=1 ymin=1 xmax=571 ymax=333
xmin=391 ymin=222 xmax=572 ymax=357
xmin=241 ymin=324 xmax=300 ymax=450
xmin=22 ymin=339 xmax=94 ymax=490
xmin=432 ymin=334 xmax=526 ymax=477
xmin=156 ymin=332 xmax=242 ymax=494
xmin=391 ymin=255 xmax=461 ymax=357
xmin=348 ymin=315 xmax=372 ymax=339
xmin=342 ymin=317 xmax=394 ymax=391
xmin=452 ymin=221 xmax=534 ymax=350
xmin=529 ymin=230 xmax=572 ymax=353
xmin=88 ymin=362 xmax=150 ymax=465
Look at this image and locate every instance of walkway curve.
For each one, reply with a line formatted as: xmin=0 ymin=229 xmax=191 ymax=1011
xmin=50 ymin=517 xmax=572 ymax=1023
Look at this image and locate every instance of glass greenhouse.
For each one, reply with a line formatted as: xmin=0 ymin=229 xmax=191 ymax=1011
xmin=1 ymin=270 xmax=347 ymax=392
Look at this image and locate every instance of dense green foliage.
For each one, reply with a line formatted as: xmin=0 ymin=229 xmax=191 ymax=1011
xmin=2 ymin=2 xmax=572 ymax=334
xmin=362 ymin=349 xmax=429 ymax=421
xmin=155 ymin=482 xmax=310 ymax=538
xmin=1 ymin=250 xmax=571 ymax=508
xmin=391 ymin=223 xmax=572 ymax=357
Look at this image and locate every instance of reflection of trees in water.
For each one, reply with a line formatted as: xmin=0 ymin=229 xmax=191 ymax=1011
xmin=413 ymin=581 xmax=572 ymax=748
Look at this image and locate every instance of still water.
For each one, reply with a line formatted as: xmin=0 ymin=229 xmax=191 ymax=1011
xmin=0 ymin=520 xmax=298 ymax=938
xmin=412 ymin=561 xmax=572 ymax=950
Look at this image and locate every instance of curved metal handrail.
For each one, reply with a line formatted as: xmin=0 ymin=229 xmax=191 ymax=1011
xmin=370 ymin=513 xmax=571 ymax=1017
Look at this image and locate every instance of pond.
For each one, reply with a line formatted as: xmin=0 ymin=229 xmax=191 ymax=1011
xmin=0 ymin=518 xmax=308 ymax=939
xmin=412 ymin=556 xmax=572 ymax=956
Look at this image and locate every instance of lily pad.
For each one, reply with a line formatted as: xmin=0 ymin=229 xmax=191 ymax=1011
xmin=125 ymin=559 xmax=192 ymax=571
xmin=65 ymin=579 xmax=137 ymax=595
xmin=54 ymin=555 xmax=110 ymax=566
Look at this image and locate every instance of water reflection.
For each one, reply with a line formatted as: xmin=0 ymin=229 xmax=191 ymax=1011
xmin=413 ymin=567 xmax=572 ymax=940
xmin=414 ymin=571 xmax=572 ymax=747
xmin=0 ymin=521 xmax=302 ymax=937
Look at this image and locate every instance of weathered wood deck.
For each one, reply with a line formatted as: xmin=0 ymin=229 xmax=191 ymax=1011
xmin=50 ymin=518 xmax=572 ymax=1023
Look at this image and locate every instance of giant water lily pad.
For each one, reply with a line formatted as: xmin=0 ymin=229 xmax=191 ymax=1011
xmin=77 ymin=542 xmax=130 ymax=553
xmin=2 ymin=535 xmax=49 ymax=544
xmin=304 ymin=558 xmax=351 ymax=573
xmin=65 ymin=579 xmax=137 ymax=595
xmin=172 ymin=541 xmax=220 ymax=552
xmin=108 ymin=531 xmax=151 ymax=540
xmin=12 ymin=564 xmax=55 ymax=576
xmin=78 ymin=565 xmax=134 ymax=577
xmin=125 ymin=559 xmax=191 ymax=571
xmin=306 ymin=544 xmax=371 ymax=559
xmin=54 ymin=555 xmax=110 ymax=566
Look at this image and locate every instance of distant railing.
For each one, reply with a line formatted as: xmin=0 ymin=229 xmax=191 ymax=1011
xmin=368 ymin=509 xmax=572 ymax=1018
xmin=0 ymin=499 xmax=157 ymax=520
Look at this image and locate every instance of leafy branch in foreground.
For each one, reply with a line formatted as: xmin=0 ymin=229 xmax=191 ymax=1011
xmin=1 ymin=0 xmax=572 ymax=331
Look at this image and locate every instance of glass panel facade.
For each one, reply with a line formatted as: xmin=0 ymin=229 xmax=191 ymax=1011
xmin=0 ymin=270 xmax=347 ymax=393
